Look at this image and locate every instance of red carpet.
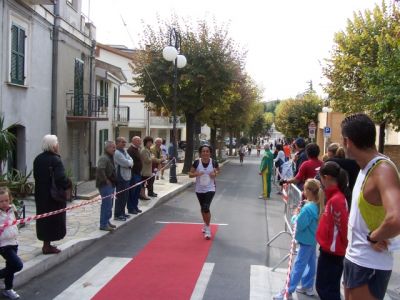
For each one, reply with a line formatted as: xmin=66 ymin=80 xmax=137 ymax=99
xmin=92 ymin=224 xmax=218 ymax=300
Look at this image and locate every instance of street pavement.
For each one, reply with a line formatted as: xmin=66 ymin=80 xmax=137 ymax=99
xmin=5 ymin=153 xmax=400 ymax=299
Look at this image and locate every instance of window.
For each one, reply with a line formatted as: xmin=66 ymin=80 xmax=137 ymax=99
xmin=99 ymin=80 xmax=108 ymax=108
xmin=10 ymin=24 xmax=26 ymax=85
xmin=99 ymin=129 xmax=109 ymax=156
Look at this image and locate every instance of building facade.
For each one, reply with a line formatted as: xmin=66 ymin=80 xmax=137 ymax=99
xmin=0 ymin=0 xmax=54 ymax=174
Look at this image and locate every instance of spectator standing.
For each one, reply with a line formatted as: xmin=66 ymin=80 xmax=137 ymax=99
xmin=316 ymin=161 xmax=350 ymax=300
xmin=113 ymin=137 xmax=133 ymax=221
xmin=341 ymin=113 xmax=400 ymax=300
xmin=160 ymin=139 xmax=168 ymax=179
xmin=259 ymin=144 xmax=274 ymax=199
xmin=274 ymin=179 xmax=323 ymax=299
xmin=189 ymin=145 xmax=220 ymax=240
xmin=274 ymin=144 xmax=286 ymax=179
xmin=293 ymin=138 xmax=307 ymax=176
xmin=127 ymin=136 xmax=146 ymax=214
xmin=141 ymin=136 xmax=164 ymax=198
xmin=283 ymin=142 xmax=291 ymax=161
xmin=151 ymin=138 xmax=163 ymax=180
xmin=326 ymin=143 xmax=360 ymax=201
xmin=284 ymin=143 xmax=323 ymax=190
xmin=33 ymin=134 xmax=71 ymax=254
xmin=96 ymin=141 xmax=117 ymax=231
xmin=0 ymin=187 xmax=23 ymax=299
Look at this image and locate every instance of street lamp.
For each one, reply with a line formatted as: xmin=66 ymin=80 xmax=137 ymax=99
xmin=163 ymin=28 xmax=187 ymax=183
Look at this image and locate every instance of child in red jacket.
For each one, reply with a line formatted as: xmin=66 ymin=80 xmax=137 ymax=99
xmin=316 ymin=161 xmax=350 ymax=300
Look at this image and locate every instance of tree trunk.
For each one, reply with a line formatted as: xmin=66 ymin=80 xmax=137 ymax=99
xmin=182 ymin=112 xmax=196 ymax=174
xmin=210 ymin=127 xmax=217 ymax=160
xmin=378 ymin=121 xmax=386 ymax=154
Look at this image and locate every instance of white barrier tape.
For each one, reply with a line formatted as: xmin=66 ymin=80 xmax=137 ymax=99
xmin=0 ymin=158 xmax=176 ymax=229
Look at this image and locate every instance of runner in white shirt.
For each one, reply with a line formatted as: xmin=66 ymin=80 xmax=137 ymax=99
xmin=189 ymin=145 xmax=220 ymax=240
xmin=341 ymin=113 xmax=400 ymax=300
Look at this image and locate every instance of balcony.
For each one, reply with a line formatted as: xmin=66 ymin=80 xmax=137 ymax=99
xmin=150 ymin=116 xmax=182 ymax=127
xmin=66 ymin=93 xmax=109 ymax=121
xmin=113 ymin=106 xmax=129 ymax=126
xmin=23 ymin=0 xmax=55 ymax=4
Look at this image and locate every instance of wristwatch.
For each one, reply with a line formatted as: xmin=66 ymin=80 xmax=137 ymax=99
xmin=367 ymin=232 xmax=378 ymax=244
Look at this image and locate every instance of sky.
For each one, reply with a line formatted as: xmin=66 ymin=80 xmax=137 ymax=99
xmin=82 ymin=0 xmax=384 ymax=101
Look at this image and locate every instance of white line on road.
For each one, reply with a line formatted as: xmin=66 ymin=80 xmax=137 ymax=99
xmin=54 ymin=257 xmax=131 ymax=300
xmin=190 ymin=263 xmax=215 ymax=300
xmin=155 ymin=221 xmax=229 ymax=226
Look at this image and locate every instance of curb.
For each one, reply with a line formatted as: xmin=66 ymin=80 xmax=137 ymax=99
xmin=14 ymin=179 xmax=194 ymax=288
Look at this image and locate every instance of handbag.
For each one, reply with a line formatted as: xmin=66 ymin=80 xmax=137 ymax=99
xmin=49 ymin=167 xmax=71 ymax=202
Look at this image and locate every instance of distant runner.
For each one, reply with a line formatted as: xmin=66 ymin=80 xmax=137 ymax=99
xmin=239 ymin=145 xmax=246 ymax=165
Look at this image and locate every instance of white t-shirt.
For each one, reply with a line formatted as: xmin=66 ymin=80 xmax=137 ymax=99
xmin=194 ymin=159 xmax=216 ymax=193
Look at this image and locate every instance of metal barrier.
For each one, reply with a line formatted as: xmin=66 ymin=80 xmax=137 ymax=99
xmin=267 ymin=183 xmax=303 ymax=271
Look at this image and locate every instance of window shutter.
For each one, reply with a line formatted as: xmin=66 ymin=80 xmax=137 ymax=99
xmin=10 ymin=25 xmax=25 ymax=85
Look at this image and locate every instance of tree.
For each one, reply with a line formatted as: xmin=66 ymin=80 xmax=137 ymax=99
xmin=275 ymin=94 xmax=322 ymax=138
xmin=0 ymin=117 xmax=16 ymax=175
xmin=323 ymin=2 xmax=400 ymax=152
xmin=132 ymin=18 xmax=245 ymax=172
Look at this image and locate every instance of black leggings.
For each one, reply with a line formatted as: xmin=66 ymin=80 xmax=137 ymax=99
xmin=196 ymin=191 xmax=215 ymax=213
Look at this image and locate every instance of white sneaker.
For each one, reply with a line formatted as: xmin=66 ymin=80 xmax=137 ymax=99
xmin=296 ymin=286 xmax=315 ymax=296
xmin=204 ymin=226 xmax=211 ymax=240
xmin=202 ymin=224 xmax=206 ymax=233
xmin=273 ymin=290 xmax=292 ymax=300
xmin=3 ymin=289 xmax=20 ymax=299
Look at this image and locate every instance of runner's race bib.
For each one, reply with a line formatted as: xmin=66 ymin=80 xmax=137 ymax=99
xmin=199 ymin=174 xmax=211 ymax=186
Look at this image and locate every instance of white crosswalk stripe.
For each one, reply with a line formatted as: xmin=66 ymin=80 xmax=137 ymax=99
xmin=190 ymin=263 xmax=215 ymax=300
xmin=54 ymin=257 xmax=131 ymax=300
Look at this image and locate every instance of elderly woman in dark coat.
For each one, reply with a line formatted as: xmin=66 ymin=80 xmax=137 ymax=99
xmin=33 ymin=135 xmax=71 ymax=254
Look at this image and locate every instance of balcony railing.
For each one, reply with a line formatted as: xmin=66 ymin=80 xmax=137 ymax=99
xmin=66 ymin=93 xmax=109 ymax=121
xmin=113 ymin=106 xmax=130 ymax=125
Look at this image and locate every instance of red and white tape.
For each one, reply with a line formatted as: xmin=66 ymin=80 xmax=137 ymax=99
xmin=0 ymin=158 xmax=176 ymax=230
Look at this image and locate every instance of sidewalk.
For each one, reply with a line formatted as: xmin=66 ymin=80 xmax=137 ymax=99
xmin=10 ymin=162 xmax=197 ymax=288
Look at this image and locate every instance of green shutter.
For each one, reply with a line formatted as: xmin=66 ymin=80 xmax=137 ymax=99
xmin=74 ymin=59 xmax=84 ymax=115
xmin=99 ymin=130 xmax=103 ymax=156
xmin=10 ymin=25 xmax=25 ymax=85
xmin=105 ymin=82 xmax=109 ymax=107
xmin=113 ymin=87 xmax=117 ymax=107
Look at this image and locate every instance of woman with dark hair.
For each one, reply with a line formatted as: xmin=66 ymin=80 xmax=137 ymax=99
xmin=315 ymin=161 xmax=350 ymax=300
xmin=189 ymin=145 xmax=220 ymax=240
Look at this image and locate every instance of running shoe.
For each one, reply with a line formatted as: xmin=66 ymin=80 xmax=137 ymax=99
xmin=204 ymin=226 xmax=211 ymax=240
xmin=202 ymin=224 xmax=206 ymax=233
xmin=273 ymin=290 xmax=292 ymax=300
xmin=3 ymin=289 xmax=20 ymax=299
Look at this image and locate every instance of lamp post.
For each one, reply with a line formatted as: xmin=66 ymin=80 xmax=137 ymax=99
xmin=163 ymin=28 xmax=187 ymax=183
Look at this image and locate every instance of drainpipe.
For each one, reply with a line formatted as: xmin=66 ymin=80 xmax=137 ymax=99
xmin=51 ymin=0 xmax=60 ymax=134
xmin=88 ymin=39 xmax=96 ymax=178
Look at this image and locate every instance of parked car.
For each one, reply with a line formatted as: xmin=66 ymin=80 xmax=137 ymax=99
xmin=224 ymin=137 xmax=236 ymax=147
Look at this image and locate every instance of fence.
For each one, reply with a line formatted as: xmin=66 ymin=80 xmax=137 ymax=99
xmin=267 ymin=183 xmax=302 ymax=271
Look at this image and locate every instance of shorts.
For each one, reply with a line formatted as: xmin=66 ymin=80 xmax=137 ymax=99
xmin=196 ymin=191 xmax=215 ymax=213
xmin=343 ymin=258 xmax=392 ymax=300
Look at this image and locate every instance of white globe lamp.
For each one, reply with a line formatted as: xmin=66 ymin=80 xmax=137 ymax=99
xmin=176 ymin=55 xmax=187 ymax=69
xmin=162 ymin=46 xmax=178 ymax=62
